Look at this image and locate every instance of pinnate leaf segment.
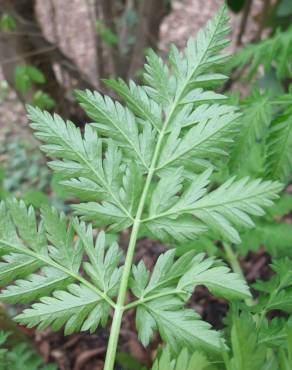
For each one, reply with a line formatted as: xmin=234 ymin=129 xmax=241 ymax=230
xmin=0 ymin=6 xmax=282 ymax=370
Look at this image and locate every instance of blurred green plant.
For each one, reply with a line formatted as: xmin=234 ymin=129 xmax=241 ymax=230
xmin=15 ymin=65 xmax=46 ymax=94
xmin=13 ymin=65 xmax=55 ymax=110
xmin=0 ymin=331 xmax=56 ymax=370
xmin=0 ymin=80 xmax=9 ymax=103
xmin=116 ymin=352 xmax=147 ymax=370
xmin=32 ymin=91 xmax=55 ymax=110
xmin=0 ymin=13 xmax=16 ymax=32
xmin=96 ymin=20 xmax=118 ymax=46
xmin=151 ymin=347 xmax=213 ymax=370
xmin=277 ymin=0 xmax=292 ymax=18
xmin=230 ymin=27 xmax=292 ymax=80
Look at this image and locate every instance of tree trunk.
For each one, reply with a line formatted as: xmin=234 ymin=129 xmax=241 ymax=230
xmin=0 ymin=0 xmax=98 ymax=120
xmin=127 ymin=0 xmax=169 ymax=79
xmin=96 ymin=0 xmax=170 ymax=80
xmin=0 ymin=0 xmax=170 ymax=120
xmin=0 ymin=0 xmax=69 ymax=114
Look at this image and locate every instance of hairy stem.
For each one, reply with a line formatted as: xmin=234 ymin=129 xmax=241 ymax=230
xmin=0 ymin=239 xmax=115 ymax=307
xmin=222 ymin=242 xmax=244 ymax=278
xmin=103 ymin=24 xmax=215 ymax=364
xmin=103 ymin=117 xmax=169 ymax=370
xmin=223 ymin=242 xmax=254 ymax=306
xmin=103 ymin=218 xmax=141 ymax=370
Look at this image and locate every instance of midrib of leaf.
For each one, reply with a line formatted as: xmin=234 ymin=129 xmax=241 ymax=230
xmin=156 ymin=115 xmax=237 ymax=171
xmin=188 ymin=277 xmax=246 ymax=297
xmin=125 ymin=95 xmax=160 ymax=132
xmin=141 ymin=184 xmax=274 ymax=223
xmin=155 ymin=9 xmax=227 ymax=172
xmin=107 ymin=82 xmax=161 ymax=133
xmin=125 ymin=269 xmax=250 ymax=311
xmin=104 ymin=9 xmax=226 ymax=369
xmin=258 ymin=333 xmax=287 ymax=345
xmin=257 ymin=273 xmax=291 ymax=329
xmin=270 ymin=118 xmax=292 ymax=179
xmin=145 ymin=303 xmax=217 ymax=350
xmin=142 ymin=265 xmax=194 ymax=298
xmin=0 ymin=239 xmax=115 ymax=308
xmin=230 ymin=99 xmax=268 ymax=169
xmin=0 ymin=258 xmax=42 ymax=276
xmin=124 ymin=289 xmax=186 ymax=310
xmin=267 ymin=296 xmax=292 ymax=310
xmin=143 ymin=276 xmax=183 ymax=296
xmin=1 ymin=273 xmax=71 ymax=300
xmin=20 ymin=295 xmax=100 ymax=319
xmin=79 ymin=92 xmax=149 ymax=169
xmin=47 ymin=123 xmax=133 ymax=221
xmin=135 ymin=107 xmax=161 ymax=134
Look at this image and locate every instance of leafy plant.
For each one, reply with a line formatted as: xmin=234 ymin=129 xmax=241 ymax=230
xmin=0 ymin=331 xmax=56 ymax=370
xmin=96 ymin=20 xmax=118 ymax=46
xmin=32 ymin=91 xmax=56 ymax=110
xmin=221 ymin=306 xmax=292 ymax=370
xmin=151 ymin=347 xmax=213 ymax=370
xmin=13 ymin=64 xmax=55 ymax=110
xmin=205 ymin=85 xmax=292 ymax=260
xmin=15 ymin=65 xmax=46 ymax=94
xmin=0 ymin=13 xmax=16 ymax=31
xmin=230 ymin=26 xmax=292 ymax=80
xmin=221 ymin=5 xmax=292 ymax=264
xmin=0 ymin=6 xmax=285 ymax=369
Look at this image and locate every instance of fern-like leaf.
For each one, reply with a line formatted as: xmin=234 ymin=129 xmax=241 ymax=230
xmin=223 ymin=311 xmax=267 ymax=370
xmin=0 ymin=199 xmax=121 ymax=334
xmin=230 ymin=26 xmax=292 ymax=80
xmin=136 ymin=296 xmax=221 ymax=353
xmin=143 ymin=172 xmax=282 ymax=243
xmin=0 ymin=331 xmax=57 ymax=370
xmin=151 ymin=347 xmax=212 ymax=370
xmin=75 ymin=89 xmax=155 ymax=170
xmin=254 ymin=259 xmax=292 ymax=314
xmin=132 ymin=250 xmax=250 ymax=352
xmin=6 ymin=6 xmax=285 ymax=366
xmin=27 ymin=106 xmax=136 ymax=230
xmin=265 ymin=107 xmax=292 ymax=182
xmin=0 ymin=267 xmax=71 ymax=304
xmin=16 ymin=283 xmax=106 ymax=335
xmin=229 ymin=89 xmax=271 ymax=173
xmin=26 ymin=6 xmax=282 ymax=248
xmin=104 ymin=78 xmax=163 ymax=133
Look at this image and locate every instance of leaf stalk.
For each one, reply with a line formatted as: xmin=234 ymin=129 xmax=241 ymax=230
xmin=103 ymin=88 xmax=181 ymax=369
